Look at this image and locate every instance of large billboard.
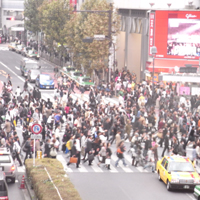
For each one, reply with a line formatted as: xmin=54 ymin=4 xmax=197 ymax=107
xmin=154 ymin=11 xmax=200 ymax=60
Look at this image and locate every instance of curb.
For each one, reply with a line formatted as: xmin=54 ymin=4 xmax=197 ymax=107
xmin=24 ymin=178 xmax=37 ymax=200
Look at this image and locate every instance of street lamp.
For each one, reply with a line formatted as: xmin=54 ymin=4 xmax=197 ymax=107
xmin=151 ymin=46 xmax=157 ymax=97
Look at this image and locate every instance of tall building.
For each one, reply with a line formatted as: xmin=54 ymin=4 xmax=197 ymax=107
xmin=1 ymin=0 xmax=24 ymax=41
xmin=112 ymin=0 xmax=200 ymax=81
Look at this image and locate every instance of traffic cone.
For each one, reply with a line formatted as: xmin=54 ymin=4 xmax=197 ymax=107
xmin=19 ymin=175 xmax=25 ymax=189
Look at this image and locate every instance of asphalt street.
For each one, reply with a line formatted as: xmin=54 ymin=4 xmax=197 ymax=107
xmin=68 ymin=173 xmax=195 ymax=200
xmin=0 ymin=44 xmax=197 ymax=200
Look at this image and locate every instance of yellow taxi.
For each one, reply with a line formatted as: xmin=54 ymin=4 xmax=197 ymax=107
xmin=156 ymin=155 xmax=200 ymax=191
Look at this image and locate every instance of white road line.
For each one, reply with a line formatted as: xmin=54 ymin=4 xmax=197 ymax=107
xmin=57 ymin=155 xmax=73 ymax=173
xmin=186 ymin=193 xmax=196 ymax=200
xmin=78 ymin=165 xmax=88 ymax=172
xmin=0 ymin=62 xmax=33 ymax=89
xmin=112 ymin=154 xmax=132 ymax=172
xmin=109 ymin=163 xmax=118 ymax=173
xmin=17 ymin=166 xmax=25 ymax=173
xmin=15 ymin=66 xmax=20 ymax=70
xmin=91 ymin=165 xmax=103 ymax=173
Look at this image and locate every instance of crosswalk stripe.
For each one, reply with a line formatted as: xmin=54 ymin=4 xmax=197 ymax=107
xmin=111 ymin=154 xmax=132 ymax=172
xmin=91 ymin=165 xmax=103 ymax=173
xmin=17 ymin=165 xmax=25 ymax=173
xmin=78 ymin=165 xmax=88 ymax=172
xmin=57 ymin=154 xmax=73 ymax=172
xmin=109 ymin=164 xmax=118 ymax=173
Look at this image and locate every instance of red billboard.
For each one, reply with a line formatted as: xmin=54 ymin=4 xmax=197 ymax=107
xmin=149 ymin=13 xmax=155 ymax=56
xmin=154 ymin=11 xmax=200 ymax=60
xmin=70 ymin=0 xmax=77 ymax=9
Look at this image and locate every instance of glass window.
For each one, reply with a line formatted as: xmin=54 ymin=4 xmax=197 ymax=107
xmin=161 ymin=158 xmax=166 ymax=167
xmin=168 ymin=162 xmax=195 ymax=172
xmin=165 ymin=162 xmax=168 ymax=170
xmin=0 ymin=155 xmax=11 ymax=163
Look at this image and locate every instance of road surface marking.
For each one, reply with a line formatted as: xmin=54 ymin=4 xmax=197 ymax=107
xmin=91 ymin=165 xmax=103 ymax=173
xmin=0 ymin=62 xmax=33 ymax=89
xmin=186 ymin=193 xmax=196 ymax=200
xmin=15 ymin=66 xmax=20 ymax=70
xmin=78 ymin=165 xmax=88 ymax=172
xmin=17 ymin=166 xmax=25 ymax=173
xmin=57 ymin=155 xmax=73 ymax=173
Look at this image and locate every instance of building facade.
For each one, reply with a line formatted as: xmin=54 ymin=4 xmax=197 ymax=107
xmin=111 ymin=0 xmax=200 ymax=81
xmin=1 ymin=0 xmax=24 ymax=41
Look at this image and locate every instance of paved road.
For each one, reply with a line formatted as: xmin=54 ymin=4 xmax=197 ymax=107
xmin=69 ymin=173 xmax=195 ymax=200
xmin=0 ymin=44 xmax=197 ymax=200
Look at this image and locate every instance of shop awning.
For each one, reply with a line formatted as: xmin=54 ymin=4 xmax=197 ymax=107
xmin=146 ymin=59 xmax=199 ymax=73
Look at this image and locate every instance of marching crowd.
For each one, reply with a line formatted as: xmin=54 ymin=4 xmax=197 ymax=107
xmin=0 ymin=69 xmax=200 ymax=172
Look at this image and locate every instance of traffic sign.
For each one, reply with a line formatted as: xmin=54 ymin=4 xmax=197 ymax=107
xmin=31 ymin=134 xmax=42 ymax=140
xmin=94 ymin=35 xmax=105 ymax=41
xmin=31 ymin=124 xmax=42 ymax=135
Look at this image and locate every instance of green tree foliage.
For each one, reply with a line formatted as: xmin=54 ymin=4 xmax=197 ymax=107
xmin=24 ymin=0 xmax=44 ymax=33
xmin=69 ymin=0 xmax=120 ymax=74
xmin=38 ymin=0 xmax=73 ymax=55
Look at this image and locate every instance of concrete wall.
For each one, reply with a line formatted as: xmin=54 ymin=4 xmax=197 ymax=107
xmin=116 ymin=31 xmax=142 ymax=80
xmin=116 ymin=31 xmax=125 ymax=71
xmin=127 ymin=33 xmax=141 ymax=81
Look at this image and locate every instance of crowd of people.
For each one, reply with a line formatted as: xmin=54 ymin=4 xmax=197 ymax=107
xmin=0 ymin=68 xmax=200 ymax=172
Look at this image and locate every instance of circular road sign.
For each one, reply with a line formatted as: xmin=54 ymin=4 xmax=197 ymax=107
xmin=31 ymin=124 xmax=42 ymax=135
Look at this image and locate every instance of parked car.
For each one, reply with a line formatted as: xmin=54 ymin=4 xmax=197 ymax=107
xmin=27 ymin=69 xmax=40 ymax=83
xmin=76 ymin=76 xmax=95 ymax=90
xmin=0 ymin=148 xmax=16 ymax=183
xmin=26 ymin=49 xmax=40 ymax=60
xmin=20 ymin=58 xmax=39 ymax=77
xmin=0 ymin=171 xmax=9 ymax=199
xmin=35 ymin=74 xmax=55 ymax=89
xmin=15 ymin=44 xmax=24 ymax=54
xmin=8 ymin=43 xmax=16 ymax=51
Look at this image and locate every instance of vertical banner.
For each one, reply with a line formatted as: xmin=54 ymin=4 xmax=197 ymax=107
xmin=149 ymin=13 xmax=155 ymax=56
xmin=70 ymin=0 xmax=77 ymax=10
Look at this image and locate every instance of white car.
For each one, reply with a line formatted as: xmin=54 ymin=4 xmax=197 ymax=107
xmin=27 ymin=69 xmax=41 ymax=82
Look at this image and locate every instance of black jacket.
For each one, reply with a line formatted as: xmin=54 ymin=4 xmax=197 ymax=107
xmin=44 ymin=143 xmax=51 ymax=158
xmin=164 ymin=136 xmax=169 ymax=147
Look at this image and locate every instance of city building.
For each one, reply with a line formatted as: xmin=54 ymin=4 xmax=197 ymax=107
xmin=111 ymin=0 xmax=200 ymax=81
xmin=1 ymin=0 xmax=24 ymax=41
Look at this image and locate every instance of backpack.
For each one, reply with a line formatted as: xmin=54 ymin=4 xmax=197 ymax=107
xmin=66 ymin=140 xmax=72 ymax=150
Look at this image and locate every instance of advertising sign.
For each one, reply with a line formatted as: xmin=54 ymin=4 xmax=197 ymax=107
xmin=179 ymin=87 xmax=190 ymax=95
xmin=149 ymin=13 xmax=155 ymax=56
xmin=191 ymin=87 xmax=200 ymax=96
xmin=154 ymin=11 xmax=200 ymax=60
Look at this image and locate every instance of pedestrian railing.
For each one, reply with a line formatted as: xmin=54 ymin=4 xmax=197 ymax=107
xmin=40 ymin=52 xmax=67 ymax=67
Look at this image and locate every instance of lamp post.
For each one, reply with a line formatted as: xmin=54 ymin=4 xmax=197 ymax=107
xmin=151 ymin=46 xmax=157 ymax=97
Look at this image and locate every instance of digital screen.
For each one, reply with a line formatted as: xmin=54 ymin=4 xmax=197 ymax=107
xmin=167 ymin=18 xmax=200 ymax=56
xmin=154 ymin=11 xmax=200 ymax=60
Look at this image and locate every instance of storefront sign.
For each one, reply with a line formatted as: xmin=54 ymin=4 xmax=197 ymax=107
xmin=179 ymin=87 xmax=190 ymax=95
xmin=191 ymin=87 xmax=200 ymax=96
xmin=149 ymin=13 xmax=155 ymax=56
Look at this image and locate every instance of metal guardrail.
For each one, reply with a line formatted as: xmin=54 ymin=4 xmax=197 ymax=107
xmin=40 ymin=52 xmax=67 ymax=67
